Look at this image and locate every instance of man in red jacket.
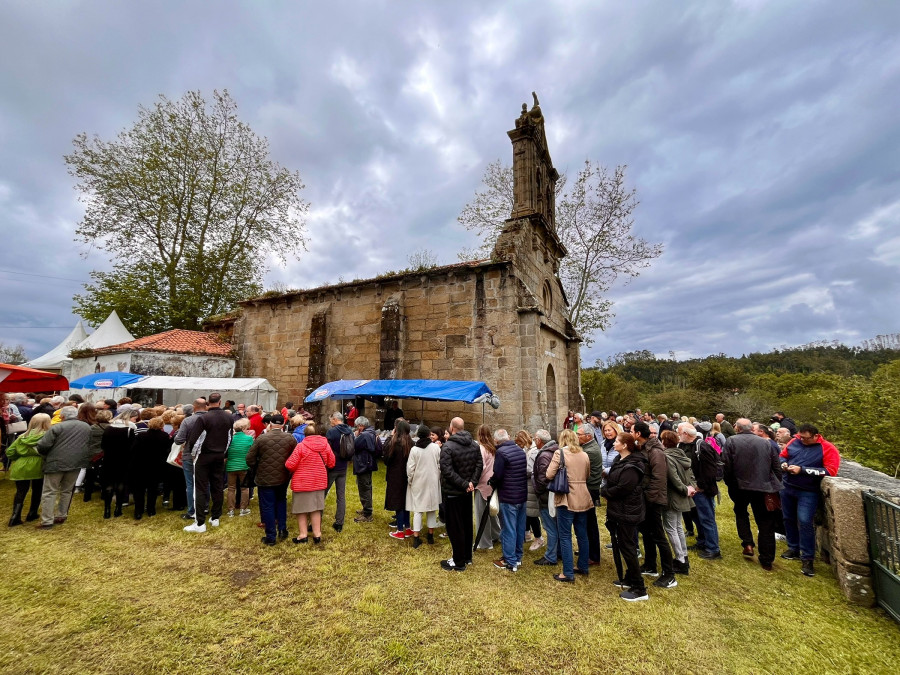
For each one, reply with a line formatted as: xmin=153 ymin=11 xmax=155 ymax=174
xmin=779 ymin=424 xmax=840 ymax=577
xmin=247 ymin=405 xmax=265 ymax=438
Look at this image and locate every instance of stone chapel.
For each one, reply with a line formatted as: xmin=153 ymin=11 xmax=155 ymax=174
xmin=206 ymin=96 xmax=583 ymax=432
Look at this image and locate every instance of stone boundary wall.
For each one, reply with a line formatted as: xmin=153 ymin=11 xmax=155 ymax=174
xmin=819 ymin=460 xmax=900 ymax=607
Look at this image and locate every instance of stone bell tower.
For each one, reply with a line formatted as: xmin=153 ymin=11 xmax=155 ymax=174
xmin=493 ymin=92 xmax=566 ymax=278
xmin=492 ymin=94 xmax=582 ymax=436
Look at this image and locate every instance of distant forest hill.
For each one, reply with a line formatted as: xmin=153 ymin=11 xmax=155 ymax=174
xmin=581 ymin=336 xmax=900 ymax=477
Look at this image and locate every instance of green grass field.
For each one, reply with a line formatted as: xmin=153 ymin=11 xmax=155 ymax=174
xmin=0 ymin=473 xmax=896 ymax=674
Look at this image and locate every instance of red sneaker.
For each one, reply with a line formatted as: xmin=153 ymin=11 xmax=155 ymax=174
xmin=389 ymin=530 xmax=405 ymax=540
xmin=404 ymin=528 xmax=414 ymax=538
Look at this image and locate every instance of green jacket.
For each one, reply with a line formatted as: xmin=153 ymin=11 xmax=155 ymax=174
xmin=581 ymin=438 xmax=605 ymax=492
xmin=226 ymin=432 xmax=253 ymax=472
xmin=664 ymin=446 xmax=696 ymax=513
xmin=6 ymin=431 xmax=46 ymax=481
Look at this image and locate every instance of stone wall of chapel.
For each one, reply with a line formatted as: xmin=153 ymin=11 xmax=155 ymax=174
xmin=230 ymin=264 xmax=542 ymax=432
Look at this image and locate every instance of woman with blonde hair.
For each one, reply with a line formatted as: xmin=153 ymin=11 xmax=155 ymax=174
xmin=6 ymin=413 xmax=51 ymax=526
xmin=545 ymin=429 xmax=593 ymax=582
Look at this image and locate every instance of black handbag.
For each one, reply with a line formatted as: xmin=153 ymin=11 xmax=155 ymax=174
xmin=547 ymin=447 xmax=570 ymax=494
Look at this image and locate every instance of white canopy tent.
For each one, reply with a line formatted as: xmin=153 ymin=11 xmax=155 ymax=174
xmin=23 ymin=321 xmax=88 ymax=371
xmin=125 ymin=376 xmax=279 ymax=410
xmin=75 ymin=310 xmax=134 ymax=351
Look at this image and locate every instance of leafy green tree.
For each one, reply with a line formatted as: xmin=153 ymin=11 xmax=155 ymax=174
xmin=66 ymin=90 xmax=307 ymax=334
xmin=581 ymin=370 xmax=642 ymax=413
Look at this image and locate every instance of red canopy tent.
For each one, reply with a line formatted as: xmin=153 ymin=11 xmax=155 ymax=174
xmin=0 ymin=364 xmax=69 ymax=393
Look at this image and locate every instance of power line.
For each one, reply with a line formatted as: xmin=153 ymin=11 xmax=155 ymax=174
xmin=0 ymin=325 xmax=73 ymax=328
xmin=0 ymin=269 xmax=87 ymax=283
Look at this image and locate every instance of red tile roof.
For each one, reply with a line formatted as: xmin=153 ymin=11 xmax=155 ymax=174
xmin=88 ymin=329 xmax=234 ymax=357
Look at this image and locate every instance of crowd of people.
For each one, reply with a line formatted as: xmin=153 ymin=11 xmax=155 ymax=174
xmin=1 ymin=392 xmax=841 ymax=602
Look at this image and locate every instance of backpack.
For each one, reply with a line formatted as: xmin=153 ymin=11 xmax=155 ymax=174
xmin=338 ymin=430 xmax=356 ymax=460
xmin=705 ymin=435 xmax=722 ymax=454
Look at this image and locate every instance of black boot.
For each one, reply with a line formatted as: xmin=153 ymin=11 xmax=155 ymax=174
xmin=427 ymin=532 xmax=434 ymax=545
xmin=25 ymin=508 xmax=39 ymax=522
xmin=114 ymin=504 xmax=123 ymax=518
xmin=103 ymin=503 xmax=111 ymax=519
xmin=8 ymin=502 xmax=24 ymax=527
xmin=412 ymin=535 xmax=422 ymax=549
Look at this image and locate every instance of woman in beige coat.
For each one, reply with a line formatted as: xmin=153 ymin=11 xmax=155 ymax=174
xmin=406 ymin=425 xmax=442 ymax=548
xmin=545 ymin=429 xmax=593 ymax=582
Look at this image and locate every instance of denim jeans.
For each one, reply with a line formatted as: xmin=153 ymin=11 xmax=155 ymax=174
xmin=183 ymin=455 xmax=196 ymax=517
xmin=693 ymin=492 xmax=720 ymax=555
xmin=499 ymin=501 xmax=527 ymax=566
xmin=781 ymin=485 xmax=819 ymax=560
xmin=395 ymin=509 xmax=410 ymax=530
xmin=556 ymin=506 xmax=589 ymax=578
xmin=258 ymin=482 xmax=288 ymax=543
xmin=539 ymin=506 xmax=560 ymax=563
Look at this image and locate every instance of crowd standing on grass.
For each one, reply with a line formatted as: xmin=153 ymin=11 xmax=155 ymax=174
xmin=0 ymin=393 xmax=841 ymax=601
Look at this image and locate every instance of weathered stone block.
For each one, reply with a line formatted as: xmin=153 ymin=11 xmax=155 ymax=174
xmin=823 ymin=477 xmax=870 ymax=565
xmin=834 ymin=556 xmax=876 ymax=607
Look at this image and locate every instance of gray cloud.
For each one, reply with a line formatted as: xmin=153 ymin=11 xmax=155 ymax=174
xmin=2 ymin=1 xmax=899 ymax=368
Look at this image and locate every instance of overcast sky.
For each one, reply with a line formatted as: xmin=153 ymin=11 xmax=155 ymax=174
xmin=3 ymin=0 xmax=899 ymax=368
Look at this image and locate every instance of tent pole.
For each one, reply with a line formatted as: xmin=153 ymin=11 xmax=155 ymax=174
xmin=421 ymin=399 xmax=424 ymax=425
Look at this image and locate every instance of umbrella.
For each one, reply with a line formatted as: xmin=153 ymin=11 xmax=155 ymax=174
xmin=68 ymin=371 xmax=147 ymax=389
xmin=0 ymin=364 xmax=69 ymax=392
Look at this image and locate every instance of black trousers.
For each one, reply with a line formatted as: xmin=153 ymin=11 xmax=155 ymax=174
xmin=585 ymin=488 xmax=601 ymax=563
xmin=444 ymin=493 xmax=473 ymax=566
xmin=13 ymin=479 xmax=43 ymax=515
xmin=194 ymin=453 xmax=225 ymax=526
xmin=683 ymin=508 xmax=698 ymax=534
xmin=638 ymin=502 xmax=674 ymax=575
xmin=103 ymin=479 xmax=128 ymax=511
xmin=526 ymin=515 xmax=542 ymax=538
xmin=131 ymin=476 xmax=159 ymax=517
xmin=730 ymin=487 xmax=777 ymax=565
xmin=612 ymin=519 xmax=646 ymax=594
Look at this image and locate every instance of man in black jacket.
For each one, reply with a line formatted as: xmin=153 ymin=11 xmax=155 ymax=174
xmin=352 ymin=416 xmax=381 ymax=523
xmin=723 ymin=419 xmax=783 ymax=570
xmin=184 ymin=392 xmax=233 ymax=533
xmin=771 ymin=412 xmax=797 ymax=436
xmin=438 ymin=417 xmax=482 ymax=572
xmin=325 ymin=412 xmax=354 ymax=533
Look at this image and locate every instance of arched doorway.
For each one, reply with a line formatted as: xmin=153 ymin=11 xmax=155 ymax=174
xmin=545 ymin=364 xmax=557 ymax=435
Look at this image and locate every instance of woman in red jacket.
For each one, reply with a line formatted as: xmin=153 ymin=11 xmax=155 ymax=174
xmin=285 ymin=423 xmax=335 ymax=544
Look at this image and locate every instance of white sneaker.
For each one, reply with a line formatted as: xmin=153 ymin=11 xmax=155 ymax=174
xmin=775 ymin=533 xmax=787 ymax=542
xmin=227 ymin=510 xmax=235 ymax=517
xmin=525 ymin=532 xmax=534 ymax=543
xmin=209 ymin=519 xmax=220 ymax=527
xmin=183 ymin=522 xmax=206 ymax=533
xmin=239 ymin=509 xmax=251 ymax=517
xmin=529 ymin=537 xmax=545 ymax=551
xmin=433 ymin=520 xmax=445 ymax=529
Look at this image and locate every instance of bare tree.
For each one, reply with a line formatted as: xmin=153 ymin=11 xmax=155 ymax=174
xmin=458 ymin=159 xmax=662 ymax=343
xmin=0 ymin=342 xmax=27 ymax=365
xmin=407 ymin=249 xmax=438 ymax=271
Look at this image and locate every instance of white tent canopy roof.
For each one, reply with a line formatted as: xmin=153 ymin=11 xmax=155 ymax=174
xmin=23 ymin=321 xmax=89 ymax=369
xmin=76 ymin=310 xmax=135 ymax=351
xmin=126 ymin=376 xmax=277 ymax=392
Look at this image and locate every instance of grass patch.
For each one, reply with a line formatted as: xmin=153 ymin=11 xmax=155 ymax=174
xmin=0 ymin=474 xmax=896 ymax=674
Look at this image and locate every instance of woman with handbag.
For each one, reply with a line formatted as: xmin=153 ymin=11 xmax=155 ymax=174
xmin=601 ymin=433 xmax=650 ymax=601
xmin=285 ymin=423 xmax=335 ymax=544
xmin=6 ymin=413 xmax=51 ymax=526
xmin=473 ymin=424 xmax=501 ymax=550
xmin=544 ymin=429 xmax=593 ymax=583
xmin=1 ymin=393 xmax=25 ymax=471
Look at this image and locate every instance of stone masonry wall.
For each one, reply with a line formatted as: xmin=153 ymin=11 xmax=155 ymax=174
xmin=819 ymin=461 xmax=900 ymax=608
xmin=229 ymin=261 xmax=578 ymax=433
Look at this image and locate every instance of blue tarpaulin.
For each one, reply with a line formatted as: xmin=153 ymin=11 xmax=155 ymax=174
xmin=69 ymin=371 xmax=147 ymax=389
xmin=306 ymin=379 xmax=371 ymax=402
xmin=305 ymin=379 xmax=493 ymax=404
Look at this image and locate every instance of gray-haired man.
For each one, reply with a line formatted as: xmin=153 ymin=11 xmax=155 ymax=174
xmin=325 ymin=411 xmax=354 ymax=532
